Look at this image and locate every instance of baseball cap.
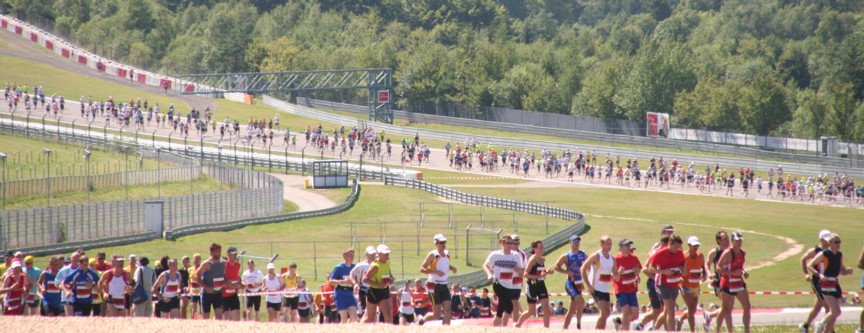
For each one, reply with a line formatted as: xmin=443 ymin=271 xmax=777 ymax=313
xmin=23 ymin=256 xmax=34 ymax=264
xmin=227 ymin=247 xmax=238 ymax=254
xmin=819 ymin=229 xmax=831 ymax=241
xmin=511 ymin=234 xmax=520 ymax=242
xmin=377 ymin=244 xmax=391 ymax=254
xmin=89 ymin=258 xmax=97 ymax=265
xmin=266 ymin=263 xmax=275 ymax=269
xmin=9 ymin=261 xmax=21 ymax=270
xmin=730 ymin=232 xmax=744 ymax=240
xmin=661 ymin=225 xmax=675 ymax=233
xmin=129 ymin=254 xmax=137 ymax=259
xmin=14 ymin=251 xmax=23 ymax=257
xmin=618 ymin=239 xmax=633 ymax=247
xmin=629 ymin=243 xmax=637 ymax=251
xmin=570 ymin=234 xmax=581 ymax=243
xmin=365 ymin=246 xmax=377 ymax=255
xmin=687 ymin=236 xmax=701 ymax=246
xmin=433 ymin=234 xmax=447 ymax=243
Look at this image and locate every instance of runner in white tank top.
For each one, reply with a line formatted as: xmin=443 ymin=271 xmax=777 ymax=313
xmin=580 ymin=235 xmax=617 ymax=330
xmin=98 ymin=256 xmax=130 ymax=316
xmin=262 ymin=263 xmax=282 ymax=322
xmin=398 ymin=281 xmax=415 ymax=325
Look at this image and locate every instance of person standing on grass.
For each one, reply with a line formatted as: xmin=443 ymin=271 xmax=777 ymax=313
xmin=581 ymin=235 xmax=616 ymax=330
xmin=649 ymin=234 xmax=686 ymax=332
xmin=554 ymin=234 xmax=587 ymax=330
xmin=419 ymin=234 xmax=458 ymax=326
xmin=329 ymin=248 xmax=359 ymax=323
xmin=241 ymin=259 xmax=264 ymax=322
xmin=152 ymin=258 xmax=182 ymax=319
xmin=799 ymin=230 xmax=832 ymax=333
xmin=612 ymin=239 xmax=642 ymax=331
xmin=807 ymin=233 xmax=854 ymax=333
xmin=716 ymin=232 xmax=751 ymax=333
xmin=132 ymin=257 xmax=156 ymax=317
xmin=364 ymin=244 xmax=395 ymax=325
xmin=483 ymin=235 xmax=523 ymax=327
xmin=679 ymin=236 xmax=709 ymax=332
xmin=516 ymin=240 xmax=554 ymax=328
xmin=196 ymin=243 xmax=226 ymax=320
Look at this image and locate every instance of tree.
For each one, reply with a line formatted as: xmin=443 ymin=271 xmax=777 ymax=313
xmin=736 ymin=70 xmax=791 ymax=135
xmin=823 ymin=82 xmax=860 ymax=140
xmin=615 ymin=41 xmax=697 ymax=123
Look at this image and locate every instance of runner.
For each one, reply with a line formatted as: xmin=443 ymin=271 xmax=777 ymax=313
xmin=679 ymin=236 xmax=709 ymax=332
xmin=195 ymin=243 xmax=226 ymax=320
xmin=419 ymin=234 xmax=458 ymax=325
xmin=363 ymin=244 xmax=395 ymax=325
xmin=1 ymin=260 xmax=29 ymax=316
xmin=706 ymin=230 xmax=731 ymax=331
xmin=178 ymin=256 xmax=191 ymax=319
xmin=636 ymin=225 xmax=675 ymax=331
xmin=329 ymin=248 xmax=359 ymax=323
xmin=581 ymin=235 xmax=616 ymax=330
xmin=507 ymin=234 xmax=527 ymax=324
xmin=98 ymin=255 xmax=131 ymax=317
xmin=55 ymin=251 xmax=82 ymax=316
xmin=398 ymin=281 xmax=416 ymax=325
xmin=281 ymin=262 xmax=302 ymax=322
xmin=152 ymin=258 xmax=182 ymax=319
xmin=799 ymin=229 xmax=832 ymax=333
xmin=649 ymin=233 xmax=686 ymax=332
xmin=296 ymin=279 xmax=314 ymax=323
xmin=262 ymin=262 xmax=282 ymax=322
xmin=807 ymin=233 xmax=854 ymax=333
xmin=612 ymin=239 xmax=642 ymax=331
xmin=516 ymin=240 xmax=554 ymax=328
xmin=554 ymin=234 xmax=587 ymax=330
xmin=716 ymin=232 xmax=752 ymax=333
xmin=123 ymin=254 xmax=138 ymax=316
xmin=221 ymin=247 xmax=242 ymax=321
xmin=856 ymin=244 xmax=864 ymax=333
xmin=22 ymin=256 xmax=41 ymax=316
xmin=37 ymin=255 xmax=64 ymax=317
xmin=241 ymin=259 xmax=264 ymax=321
xmin=62 ymin=255 xmax=99 ymax=317
xmin=412 ymin=279 xmax=431 ymax=320
xmin=484 ymin=234 xmax=524 ymax=327
xmin=350 ymin=246 xmax=377 ymax=319
xmin=187 ymin=254 xmax=202 ymax=319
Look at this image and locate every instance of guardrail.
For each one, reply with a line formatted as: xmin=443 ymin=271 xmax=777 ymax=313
xmin=266 ymin=95 xmax=864 ymax=177
xmin=164 ymin=180 xmax=360 ymax=240
xmin=296 ymin=97 xmax=862 ymax=168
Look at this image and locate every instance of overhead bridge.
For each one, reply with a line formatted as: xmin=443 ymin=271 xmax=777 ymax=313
xmin=174 ymin=68 xmax=394 ymax=124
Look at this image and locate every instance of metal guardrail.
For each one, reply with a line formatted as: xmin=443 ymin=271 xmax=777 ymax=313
xmin=164 ymin=180 xmax=361 ymax=240
xmin=298 ymin=97 xmax=863 ymax=167
xmin=266 ymin=96 xmax=864 ymax=177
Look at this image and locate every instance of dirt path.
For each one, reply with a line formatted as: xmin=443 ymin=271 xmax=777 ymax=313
xmin=268 ymin=174 xmax=336 ymax=212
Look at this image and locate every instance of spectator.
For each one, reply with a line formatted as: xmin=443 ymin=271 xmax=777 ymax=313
xmin=555 ymin=300 xmax=567 ymax=316
xmin=133 ymin=257 xmax=156 ymax=317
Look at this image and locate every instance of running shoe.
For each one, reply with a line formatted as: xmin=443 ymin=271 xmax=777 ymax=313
xmin=815 ymin=320 xmax=825 ymax=333
xmin=799 ymin=323 xmax=809 ymax=333
xmin=635 ymin=323 xmax=644 ymax=331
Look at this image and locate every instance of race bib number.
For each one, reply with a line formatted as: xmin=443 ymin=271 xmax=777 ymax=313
xmin=820 ymin=277 xmax=838 ymax=293
xmin=513 ymin=276 xmax=523 ymax=285
xmin=212 ymin=277 xmax=224 ymax=291
xmin=688 ymin=269 xmax=702 ymax=284
xmin=499 ymin=272 xmax=513 ymax=281
xmin=666 ymin=269 xmax=682 ymax=284
xmin=599 ymin=273 xmax=612 ymax=283
xmin=165 ymin=284 xmax=179 ymax=293
xmin=621 ymin=270 xmax=637 ymax=285
xmin=537 ymin=268 xmax=546 ymax=281
xmin=402 ymin=301 xmax=412 ymax=307
xmin=75 ymin=285 xmax=91 ymax=298
xmin=728 ymin=277 xmax=745 ymax=293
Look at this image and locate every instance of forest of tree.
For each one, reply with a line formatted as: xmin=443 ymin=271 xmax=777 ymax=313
xmin=3 ymin=0 xmax=864 ymax=140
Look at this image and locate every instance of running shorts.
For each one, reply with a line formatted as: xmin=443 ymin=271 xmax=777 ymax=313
xmin=223 ymin=295 xmax=240 ymax=311
xmin=298 ymin=308 xmax=311 ymax=318
xmin=656 ymin=285 xmax=679 ymax=300
xmin=431 ymin=283 xmax=451 ymax=304
xmin=646 ymin=278 xmax=661 ymax=309
xmin=616 ymin=292 xmax=638 ymax=308
xmin=283 ymin=296 xmax=299 ymax=310
xmin=492 ymin=282 xmax=515 ymax=317
xmin=810 ymin=275 xmax=824 ymax=301
xmin=366 ymin=287 xmax=390 ymax=305
xmin=400 ymin=312 xmax=415 ymax=323
xmin=201 ymin=292 xmax=223 ymax=314
xmin=266 ymin=301 xmax=281 ymax=311
xmin=592 ymin=290 xmax=611 ymax=303
xmin=526 ymin=281 xmax=548 ymax=304
xmin=246 ymin=295 xmax=261 ymax=311
xmin=721 ymin=283 xmax=746 ymax=296
xmin=335 ymin=289 xmax=357 ymax=311
xmin=565 ymin=279 xmax=584 ymax=299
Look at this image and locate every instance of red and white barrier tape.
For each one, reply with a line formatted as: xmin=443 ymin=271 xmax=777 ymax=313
xmin=176 ymin=288 xmax=860 ymax=298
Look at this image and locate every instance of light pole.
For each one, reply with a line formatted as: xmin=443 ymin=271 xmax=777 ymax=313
xmin=83 ymin=148 xmax=92 ymax=204
xmin=301 ymin=145 xmax=306 ymax=176
xmin=217 ymin=145 xmax=223 ymax=191
xmin=122 ymin=146 xmax=129 ymax=201
xmin=42 ymin=148 xmax=52 ymax=208
xmin=284 ymin=145 xmax=288 ymax=174
xmin=0 ymin=152 xmax=6 ymax=210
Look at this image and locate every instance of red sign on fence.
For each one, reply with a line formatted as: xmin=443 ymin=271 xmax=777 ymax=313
xmin=160 ymin=79 xmax=172 ymax=90
xmin=377 ymin=90 xmax=390 ymax=103
xmin=117 ymin=68 xmax=127 ymax=78
xmin=30 ymin=32 xmax=37 ymax=42
xmin=61 ymin=48 xmax=69 ymax=58
xmin=14 ymin=26 xmax=22 ymax=35
xmin=184 ymin=84 xmax=195 ymax=93
xmin=45 ymin=40 xmax=53 ymax=50
xmin=137 ymin=74 xmax=146 ymax=84
xmin=78 ymin=55 xmax=87 ymax=64
xmin=1 ymin=20 xmax=7 ymax=29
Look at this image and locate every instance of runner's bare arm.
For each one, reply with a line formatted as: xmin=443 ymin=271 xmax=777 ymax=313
xmin=580 ymin=253 xmax=599 ymax=292
xmin=523 ymin=256 xmax=538 ymax=280
xmin=799 ymin=249 xmax=814 ymax=278
xmin=554 ymin=254 xmax=569 ymax=275
xmin=806 ymin=252 xmax=825 ymax=277
xmin=701 ymin=255 xmax=710 ymax=282
xmin=858 ymin=245 xmax=864 ymax=270
xmin=419 ymin=252 xmax=436 ymax=275
xmin=0 ymin=275 xmax=11 ymax=293
xmin=611 ymin=259 xmax=620 ymax=281
xmin=362 ymin=266 xmax=380 ymax=288
xmin=37 ymin=271 xmax=47 ymax=294
xmin=151 ymin=272 xmax=167 ymax=297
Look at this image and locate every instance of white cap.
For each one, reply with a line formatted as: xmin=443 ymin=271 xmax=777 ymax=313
xmin=365 ymin=246 xmax=377 ymax=255
xmin=433 ymin=234 xmax=447 ymax=243
xmin=819 ymin=229 xmax=831 ymax=241
xmin=687 ymin=236 xmax=701 ymax=246
xmin=129 ymin=254 xmax=137 ymax=258
xmin=511 ymin=234 xmax=520 ymax=241
xmin=9 ymin=261 xmax=21 ymax=270
xmin=377 ymin=244 xmax=391 ymax=254
xmin=266 ymin=263 xmax=275 ymax=270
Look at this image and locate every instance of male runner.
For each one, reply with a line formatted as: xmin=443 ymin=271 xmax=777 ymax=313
xmin=419 ymin=234 xmax=458 ymax=325
xmin=55 ymin=250 xmax=82 ymax=316
xmin=636 ymin=225 xmax=675 ymax=331
xmin=281 ymin=262 xmax=302 ymax=322
xmin=363 ymin=244 xmax=395 ymax=325
xmin=329 ymin=248 xmax=359 ymax=323
xmin=98 ymin=255 xmax=131 ymax=317
xmin=187 ymin=254 xmax=202 ymax=319
xmin=195 ymin=243 xmax=226 ymax=320
xmin=350 ymin=246 xmax=376 ymax=319
xmin=37 ymin=256 xmax=64 ymax=316
xmin=484 ymin=235 xmax=524 ymax=327
xmin=650 ymin=234 xmax=686 ymax=332
xmin=613 ymin=239 xmax=642 ymax=331
xmin=221 ymin=247 xmax=242 ymax=321
xmin=707 ymin=230 xmax=732 ymax=332
xmin=241 ymin=259 xmax=264 ymax=321
xmin=152 ymin=258 xmax=182 ymax=319
xmin=555 ymin=234 xmax=587 ymax=330
xmin=581 ymin=235 xmax=616 ymax=330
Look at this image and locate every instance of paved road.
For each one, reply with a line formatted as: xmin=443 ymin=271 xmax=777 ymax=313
xmin=268 ymin=173 xmax=336 ymax=211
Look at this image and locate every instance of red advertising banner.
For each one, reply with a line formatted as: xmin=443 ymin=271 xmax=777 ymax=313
xmin=30 ymin=32 xmax=37 ymax=42
xmin=61 ymin=48 xmax=69 ymax=58
xmin=14 ymin=26 xmax=22 ymax=35
xmin=646 ymin=112 xmax=670 ymax=138
xmin=78 ymin=55 xmax=87 ymax=64
xmin=1 ymin=20 xmax=7 ymax=29
xmin=160 ymin=79 xmax=172 ymax=90
xmin=117 ymin=68 xmax=127 ymax=78
xmin=45 ymin=40 xmax=53 ymax=50
xmin=137 ymin=74 xmax=146 ymax=84
xmin=184 ymin=84 xmax=195 ymax=93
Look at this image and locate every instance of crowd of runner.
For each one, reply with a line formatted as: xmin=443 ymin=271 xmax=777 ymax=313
xmin=1 ymin=228 xmax=863 ymax=333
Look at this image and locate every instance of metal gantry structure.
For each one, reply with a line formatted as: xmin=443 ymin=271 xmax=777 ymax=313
xmin=174 ymin=68 xmax=394 ymax=124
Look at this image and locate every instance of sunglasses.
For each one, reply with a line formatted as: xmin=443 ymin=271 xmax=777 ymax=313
xmin=437 ymin=241 xmax=447 ymax=245
xmin=832 ymin=241 xmax=842 ymax=244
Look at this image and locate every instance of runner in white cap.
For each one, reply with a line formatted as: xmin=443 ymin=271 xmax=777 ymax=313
xmin=363 ymin=244 xmax=395 ymax=324
xmin=799 ymin=229 xmax=831 ymax=333
xmin=419 ymin=234 xmax=458 ymax=325
xmin=261 ymin=262 xmax=283 ymax=322
xmin=351 ymin=246 xmax=377 ymax=319
xmin=241 ymin=259 xmax=264 ymax=321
